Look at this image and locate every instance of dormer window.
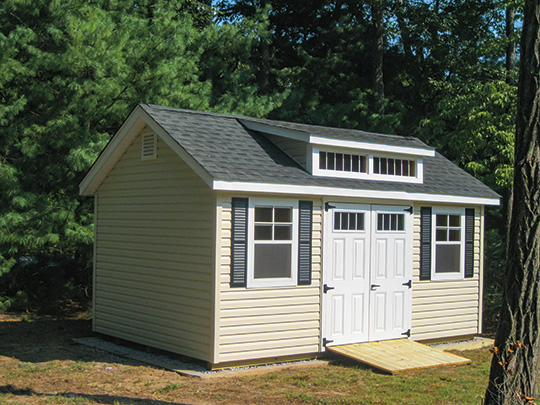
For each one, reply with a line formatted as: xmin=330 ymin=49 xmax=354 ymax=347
xmin=313 ymin=148 xmax=423 ymax=184
xmin=319 ymin=151 xmax=367 ymax=173
xmin=373 ymin=157 xmax=416 ymax=177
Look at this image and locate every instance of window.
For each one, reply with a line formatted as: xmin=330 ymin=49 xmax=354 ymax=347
xmin=320 ymin=151 xmax=367 ymax=173
xmin=432 ymin=210 xmax=465 ymax=280
xmin=377 ymin=213 xmax=405 ymax=231
xmin=334 ymin=212 xmax=365 ymax=231
xmin=373 ymin=157 xmax=416 ymax=177
xmin=314 ymin=149 xmax=422 ymax=184
xmin=248 ymin=200 xmax=299 ymax=287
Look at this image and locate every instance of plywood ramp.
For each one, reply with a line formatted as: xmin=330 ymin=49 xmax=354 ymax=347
xmin=327 ymin=339 xmax=470 ymax=374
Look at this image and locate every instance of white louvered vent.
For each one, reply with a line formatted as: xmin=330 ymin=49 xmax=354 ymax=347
xmin=141 ymin=132 xmax=157 ymax=160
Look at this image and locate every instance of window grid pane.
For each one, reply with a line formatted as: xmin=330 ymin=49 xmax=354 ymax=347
xmin=254 ymin=206 xmax=293 ymax=241
xmin=320 ymin=151 xmax=367 ymax=173
xmin=334 ymin=212 xmax=365 ymax=231
xmin=372 ymin=156 xmax=416 ymax=177
xmin=377 ymin=213 xmax=405 ymax=232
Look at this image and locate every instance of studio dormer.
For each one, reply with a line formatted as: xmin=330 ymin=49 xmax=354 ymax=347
xmin=240 ymin=117 xmax=435 ymax=184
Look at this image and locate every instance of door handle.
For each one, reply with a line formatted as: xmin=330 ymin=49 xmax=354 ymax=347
xmin=370 ymin=284 xmax=381 ymax=290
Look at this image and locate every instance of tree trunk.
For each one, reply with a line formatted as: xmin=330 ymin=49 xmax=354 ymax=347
xmin=394 ymin=0 xmax=413 ymax=60
xmin=506 ymin=4 xmax=516 ymax=85
xmin=485 ymin=1 xmax=540 ymax=403
xmin=372 ymin=0 xmax=385 ymax=115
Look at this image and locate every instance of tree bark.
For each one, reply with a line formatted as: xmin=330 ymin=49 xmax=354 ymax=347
xmin=506 ymin=4 xmax=516 ymax=85
xmin=485 ymin=1 xmax=540 ymax=403
xmin=371 ymin=0 xmax=385 ymax=115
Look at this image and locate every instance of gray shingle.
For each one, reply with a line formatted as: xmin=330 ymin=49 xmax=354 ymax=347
xmin=141 ymin=104 xmax=499 ymax=200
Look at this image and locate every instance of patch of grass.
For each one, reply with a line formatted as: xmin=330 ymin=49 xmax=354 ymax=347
xmin=154 ymin=382 xmax=184 ymax=393
xmin=44 ymin=395 xmax=92 ymax=404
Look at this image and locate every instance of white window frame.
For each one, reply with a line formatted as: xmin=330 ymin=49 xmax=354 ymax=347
xmin=247 ymin=198 xmax=299 ymax=288
xmin=311 ymin=147 xmax=423 ymax=184
xmin=431 ymin=207 xmax=466 ymax=281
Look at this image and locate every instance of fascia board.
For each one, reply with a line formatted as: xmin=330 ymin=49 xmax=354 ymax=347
xmin=240 ymin=120 xmax=309 ymax=142
xmin=212 ymin=180 xmax=500 ymax=206
xmin=309 ymin=135 xmax=436 ymax=157
xmin=79 ymin=106 xmax=213 ymax=196
xmin=79 ymin=107 xmax=146 ymax=196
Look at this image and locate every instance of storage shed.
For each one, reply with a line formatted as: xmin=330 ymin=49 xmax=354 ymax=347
xmin=79 ymin=104 xmax=500 ymax=369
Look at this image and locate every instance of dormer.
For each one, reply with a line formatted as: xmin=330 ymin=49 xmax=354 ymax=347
xmin=240 ymin=118 xmax=435 ymax=185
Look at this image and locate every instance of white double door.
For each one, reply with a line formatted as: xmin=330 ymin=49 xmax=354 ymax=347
xmin=323 ymin=204 xmax=413 ymax=346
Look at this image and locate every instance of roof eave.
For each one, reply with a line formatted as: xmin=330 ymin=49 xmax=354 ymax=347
xmin=212 ymin=179 xmax=500 ymax=206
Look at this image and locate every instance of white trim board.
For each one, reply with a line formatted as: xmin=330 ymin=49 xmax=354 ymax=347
xmin=212 ymin=180 xmax=500 ymax=206
xmin=310 ymin=136 xmax=435 ymax=157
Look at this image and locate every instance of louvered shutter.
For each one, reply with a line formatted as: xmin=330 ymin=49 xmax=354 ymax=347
xmin=298 ymin=201 xmax=313 ymax=285
xmin=465 ymin=208 xmax=475 ymax=278
xmin=231 ymin=198 xmax=248 ymax=287
xmin=420 ymin=207 xmax=432 ymax=281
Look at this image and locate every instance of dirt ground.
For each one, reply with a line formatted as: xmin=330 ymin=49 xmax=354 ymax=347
xmin=0 ymin=311 xmax=314 ymax=404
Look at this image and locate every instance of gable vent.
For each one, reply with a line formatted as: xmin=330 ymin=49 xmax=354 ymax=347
xmin=141 ymin=132 xmax=157 ymax=160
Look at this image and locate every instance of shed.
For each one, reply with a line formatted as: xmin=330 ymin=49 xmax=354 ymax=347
xmin=79 ymin=104 xmax=500 ymax=369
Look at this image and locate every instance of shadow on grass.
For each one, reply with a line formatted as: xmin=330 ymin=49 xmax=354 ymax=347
xmin=0 ymin=316 xmax=158 ymax=369
xmin=0 ymin=384 xmax=188 ymax=405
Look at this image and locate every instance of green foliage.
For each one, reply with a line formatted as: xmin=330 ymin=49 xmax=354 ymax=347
xmin=418 ymin=79 xmax=516 ymax=192
xmin=0 ymin=0 xmax=520 ymax=317
xmin=0 ymin=0 xmax=283 ymax=311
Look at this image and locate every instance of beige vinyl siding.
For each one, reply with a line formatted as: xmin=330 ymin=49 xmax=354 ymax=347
xmin=214 ymin=195 xmax=322 ymax=365
xmin=411 ymin=204 xmax=483 ymax=341
xmin=94 ymin=128 xmax=215 ymax=361
xmin=265 ymin=135 xmax=309 ymax=168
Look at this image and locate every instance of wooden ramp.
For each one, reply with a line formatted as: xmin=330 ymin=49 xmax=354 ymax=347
xmin=327 ymin=339 xmax=471 ymax=374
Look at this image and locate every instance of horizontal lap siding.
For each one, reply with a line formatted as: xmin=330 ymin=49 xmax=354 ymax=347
xmin=215 ymin=196 xmax=322 ymax=364
xmin=411 ymin=205 xmax=483 ymax=341
xmin=94 ymin=130 xmax=214 ymax=361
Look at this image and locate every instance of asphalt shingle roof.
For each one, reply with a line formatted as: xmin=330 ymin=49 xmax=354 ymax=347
xmin=140 ymin=104 xmax=499 ymax=200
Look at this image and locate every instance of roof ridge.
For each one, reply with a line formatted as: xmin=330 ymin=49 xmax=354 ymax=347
xmin=142 ymin=104 xmax=248 ymax=121
xmin=141 ymin=103 xmax=430 ymax=147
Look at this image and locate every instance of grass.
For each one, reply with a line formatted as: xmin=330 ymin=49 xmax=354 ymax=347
xmin=0 ymin=312 xmax=496 ymax=404
xmin=1 ymin=350 xmax=494 ymax=404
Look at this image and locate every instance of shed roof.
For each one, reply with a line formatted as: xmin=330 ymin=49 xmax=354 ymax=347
xmin=138 ymin=104 xmax=499 ymax=203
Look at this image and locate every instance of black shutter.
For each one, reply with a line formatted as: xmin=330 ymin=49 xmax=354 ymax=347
xmin=231 ymin=198 xmax=248 ymax=287
xmin=420 ymin=207 xmax=432 ymax=281
xmin=465 ymin=208 xmax=475 ymax=278
xmin=298 ymin=200 xmax=313 ymax=285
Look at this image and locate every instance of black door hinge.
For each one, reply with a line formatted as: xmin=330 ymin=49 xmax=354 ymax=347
xmin=323 ymin=338 xmax=334 ymax=347
xmin=325 ymin=202 xmax=336 ymax=211
xmin=401 ymin=329 xmax=411 ymax=338
xmin=402 ymin=280 xmax=412 ymax=289
xmin=323 ymin=284 xmax=335 ymax=294
xmin=404 ymin=206 xmax=414 ymax=214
